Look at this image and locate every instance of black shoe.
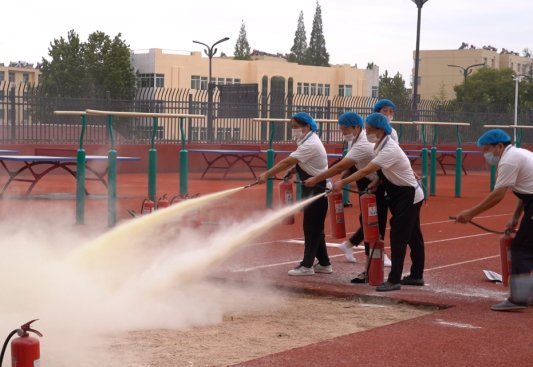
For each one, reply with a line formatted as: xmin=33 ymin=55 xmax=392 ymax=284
xmin=350 ymin=272 xmax=367 ymax=284
xmin=376 ymin=281 xmax=401 ymax=292
xmin=400 ymin=275 xmax=425 ymax=286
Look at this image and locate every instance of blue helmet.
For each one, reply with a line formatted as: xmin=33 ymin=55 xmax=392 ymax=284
xmin=338 ymin=112 xmax=363 ymax=128
xmin=477 ymin=129 xmax=511 ymax=146
xmin=365 ymin=113 xmax=392 ymax=135
xmin=373 ymin=99 xmax=396 ymax=112
xmin=292 ymin=112 xmax=317 ymax=132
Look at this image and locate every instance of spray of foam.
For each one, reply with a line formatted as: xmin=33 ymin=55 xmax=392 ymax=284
xmin=0 ymin=189 xmax=325 ymax=366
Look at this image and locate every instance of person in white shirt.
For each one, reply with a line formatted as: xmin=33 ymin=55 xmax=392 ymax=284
xmin=374 ymin=99 xmax=399 ymax=142
xmin=455 ymin=129 xmax=533 ymax=311
xmin=257 ymin=112 xmax=331 ymax=276
xmin=304 ymin=112 xmax=392 ymax=281
xmin=332 ymin=113 xmax=426 ymax=292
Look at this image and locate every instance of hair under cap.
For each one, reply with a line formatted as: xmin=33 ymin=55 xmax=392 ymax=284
xmin=292 ymin=112 xmax=317 ymax=132
xmin=338 ymin=112 xmax=363 ymax=128
xmin=477 ymin=129 xmax=511 ymax=146
xmin=373 ymin=99 xmax=396 ymax=112
xmin=365 ymin=112 xmax=392 ymax=135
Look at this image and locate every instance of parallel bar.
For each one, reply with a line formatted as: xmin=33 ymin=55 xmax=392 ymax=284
xmin=86 ymin=109 xmax=205 ymax=119
xmin=148 ymin=117 xmax=158 ymax=201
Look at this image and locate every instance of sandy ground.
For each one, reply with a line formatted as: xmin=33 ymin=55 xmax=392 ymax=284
xmin=105 ymin=290 xmax=432 ymax=367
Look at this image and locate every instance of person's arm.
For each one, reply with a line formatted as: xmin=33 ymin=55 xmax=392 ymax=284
xmin=304 ymin=157 xmax=355 ymax=187
xmin=455 ymin=187 xmax=508 ymax=223
xmin=257 ymin=156 xmax=299 ymax=184
xmin=332 ymin=162 xmax=380 ymax=192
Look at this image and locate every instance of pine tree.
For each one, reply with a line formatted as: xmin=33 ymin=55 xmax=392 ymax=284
xmin=304 ymin=1 xmax=329 ymax=67
xmin=288 ymin=11 xmax=307 ymax=64
xmin=234 ymin=21 xmax=251 ymax=60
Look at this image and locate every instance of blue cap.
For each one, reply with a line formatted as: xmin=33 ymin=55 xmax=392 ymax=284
xmin=373 ymin=99 xmax=396 ymax=112
xmin=338 ymin=112 xmax=363 ymax=128
xmin=477 ymin=129 xmax=511 ymax=146
xmin=292 ymin=112 xmax=317 ymax=132
xmin=365 ymin=113 xmax=392 ymax=135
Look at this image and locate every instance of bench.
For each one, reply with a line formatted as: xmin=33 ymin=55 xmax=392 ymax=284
xmin=189 ymin=144 xmax=267 ymax=179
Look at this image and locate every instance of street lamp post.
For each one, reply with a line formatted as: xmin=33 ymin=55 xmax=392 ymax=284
xmin=193 ymin=37 xmax=230 ymax=141
xmin=513 ymin=74 xmax=526 ymax=143
xmin=411 ymin=0 xmax=429 ymax=121
xmin=447 ymin=62 xmax=486 ymax=81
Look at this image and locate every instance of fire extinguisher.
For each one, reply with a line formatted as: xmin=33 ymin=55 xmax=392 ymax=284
xmin=157 ymin=194 xmax=170 ymax=209
xmin=279 ymin=178 xmax=295 ymax=225
xmin=367 ymin=240 xmax=385 ymax=286
xmin=140 ymin=198 xmax=155 ymax=214
xmin=360 ymin=191 xmax=379 ymax=243
xmin=328 ymin=191 xmax=346 ymax=238
xmin=0 ymin=319 xmax=42 ymax=367
xmin=500 ymin=230 xmax=513 ymax=287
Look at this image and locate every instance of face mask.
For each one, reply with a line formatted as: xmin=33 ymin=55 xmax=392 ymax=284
xmin=367 ymin=134 xmax=379 ymax=143
xmin=484 ymin=151 xmax=500 ymax=166
xmin=292 ymin=128 xmax=303 ymax=141
xmin=388 ymin=116 xmax=394 ymax=122
xmin=343 ymin=133 xmax=354 ymax=142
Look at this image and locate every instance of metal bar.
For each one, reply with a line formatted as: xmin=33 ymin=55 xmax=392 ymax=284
xmin=107 ymin=114 xmax=117 ymax=227
xmin=179 ymin=117 xmax=188 ymax=196
xmin=76 ymin=114 xmax=87 ymax=225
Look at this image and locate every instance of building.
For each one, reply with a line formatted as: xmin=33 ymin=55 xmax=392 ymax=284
xmin=415 ymin=46 xmax=533 ymax=101
xmin=0 ymin=62 xmax=40 ymax=124
xmin=131 ymin=48 xmax=379 ymax=98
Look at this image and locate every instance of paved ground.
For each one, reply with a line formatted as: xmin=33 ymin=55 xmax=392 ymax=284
xmin=1 ymin=169 xmax=532 ymax=367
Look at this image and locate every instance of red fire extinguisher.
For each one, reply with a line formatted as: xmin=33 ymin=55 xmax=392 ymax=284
xmin=367 ymin=240 xmax=385 ymax=286
xmin=141 ymin=198 xmax=155 ymax=214
xmin=279 ymin=178 xmax=295 ymax=225
xmin=500 ymin=230 xmax=513 ymax=287
xmin=0 ymin=319 xmax=42 ymax=367
xmin=360 ymin=191 xmax=379 ymax=243
xmin=328 ymin=191 xmax=346 ymax=238
xmin=157 ymin=194 xmax=170 ymax=209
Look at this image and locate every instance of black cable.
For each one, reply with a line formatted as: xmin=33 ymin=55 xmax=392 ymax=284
xmin=449 ymin=216 xmax=505 ymax=234
xmin=0 ymin=330 xmax=18 ymax=367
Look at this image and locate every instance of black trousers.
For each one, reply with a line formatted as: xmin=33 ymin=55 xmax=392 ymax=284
xmin=387 ymin=194 xmax=425 ymax=284
xmin=511 ymin=195 xmax=533 ymax=275
xmin=301 ymin=186 xmax=330 ymax=268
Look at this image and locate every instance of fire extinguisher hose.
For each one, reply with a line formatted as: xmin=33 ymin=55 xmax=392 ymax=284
xmin=0 ymin=329 xmax=18 ymax=367
xmin=449 ymin=216 xmax=506 ymax=234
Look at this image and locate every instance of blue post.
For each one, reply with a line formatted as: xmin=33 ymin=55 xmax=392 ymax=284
xmin=429 ymin=126 xmax=438 ymax=196
xmin=75 ymin=114 xmax=87 ymax=224
xmin=148 ymin=117 xmax=158 ymax=201
xmin=179 ymin=117 xmax=188 ymax=196
xmin=454 ymin=126 xmax=462 ymax=198
xmin=266 ymin=121 xmax=275 ymax=208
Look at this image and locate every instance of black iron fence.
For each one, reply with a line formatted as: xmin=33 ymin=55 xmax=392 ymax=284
xmin=1 ymin=82 xmax=532 ymax=146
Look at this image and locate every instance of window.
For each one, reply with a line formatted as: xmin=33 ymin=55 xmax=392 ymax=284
xmin=324 ymin=84 xmax=330 ymax=96
xmin=8 ymin=72 xmax=15 ymax=83
xmin=371 ymin=86 xmax=379 ymax=98
xmin=303 ymin=83 xmax=309 ymax=95
xmin=297 ymin=82 xmax=302 ymax=94
xmin=22 ymin=73 xmax=29 ymax=84
xmin=311 ymin=83 xmax=317 ymax=95
xmin=191 ymin=126 xmax=207 ymax=141
xmin=338 ymin=84 xmax=352 ymax=97
xmin=200 ymin=77 xmax=208 ymax=90
xmin=234 ymin=78 xmax=241 ymax=84
xmin=0 ymin=71 xmax=4 ymax=81
xmin=191 ymin=75 xmax=201 ymax=89
xmin=138 ymin=73 xmax=165 ymax=88
xmin=317 ymin=84 xmax=323 ymax=96
xmin=216 ymin=127 xmax=232 ymax=141
xmin=225 ymin=78 xmax=233 ymax=84
xmin=217 ymin=77 xmax=225 ymax=85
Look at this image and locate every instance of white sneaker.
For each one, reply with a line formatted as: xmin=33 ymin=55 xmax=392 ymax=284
xmin=288 ymin=265 xmax=315 ymax=276
xmin=338 ymin=241 xmax=356 ymax=263
xmin=313 ymin=263 xmax=333 ymax=274
xmin=384 ymin=253 xmax=392 ymax=267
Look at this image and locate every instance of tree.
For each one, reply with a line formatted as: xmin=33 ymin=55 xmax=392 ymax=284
xmin=379 ymin=70 xmax=410 ymax=106
xmin=304 ymin=1 xmax=329 ymax=67
xmin=39 ymin=30 xmax=87 ymax=97
xmin=234 ymin=21 xmax=251 ymax=60
xmin=288 ymin=11 xmax=307 ymax=64
xmin=453 ymin=68 xmax=515 ymax=106
xmin=40 ymin=29 xmax=136 ymax=99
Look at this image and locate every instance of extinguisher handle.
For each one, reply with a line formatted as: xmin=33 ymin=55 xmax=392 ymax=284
xmin=19 ymin=319 xmax=43 ymax=337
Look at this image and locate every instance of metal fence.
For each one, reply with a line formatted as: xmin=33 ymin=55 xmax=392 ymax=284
xmin=1 ymin=82 xmax=532 ymax=146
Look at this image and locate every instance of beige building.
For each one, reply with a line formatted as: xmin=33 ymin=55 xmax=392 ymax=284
xmin=415 ymin=48 xmax=532 ymax=101
xmin=131 ymin=48 xmax=379 ymax=98
xmin=0 ymin=62 xmax=40 ymax=124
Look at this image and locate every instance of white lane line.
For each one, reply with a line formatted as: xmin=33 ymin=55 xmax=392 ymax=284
xmin=435 ymin=319 xmax=482 ymax=329
xmin=424 ymin=255 xmax=500 ymax=272
xmin=425 ymin=232 xmax=496 ymax=244
xmin=283 ymin=239 xmax=342 ymax=248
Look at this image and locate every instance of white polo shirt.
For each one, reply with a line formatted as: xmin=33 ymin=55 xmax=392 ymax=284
xmin=290 ymin=131 xmax=328 ymax=177
xmin=345 ymin=130 xmax=377 ymax=180
xmin=371 ymin=136 xmax=425 ymax=204
xmin=495 ymin=145 xmax=533 ymax=194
